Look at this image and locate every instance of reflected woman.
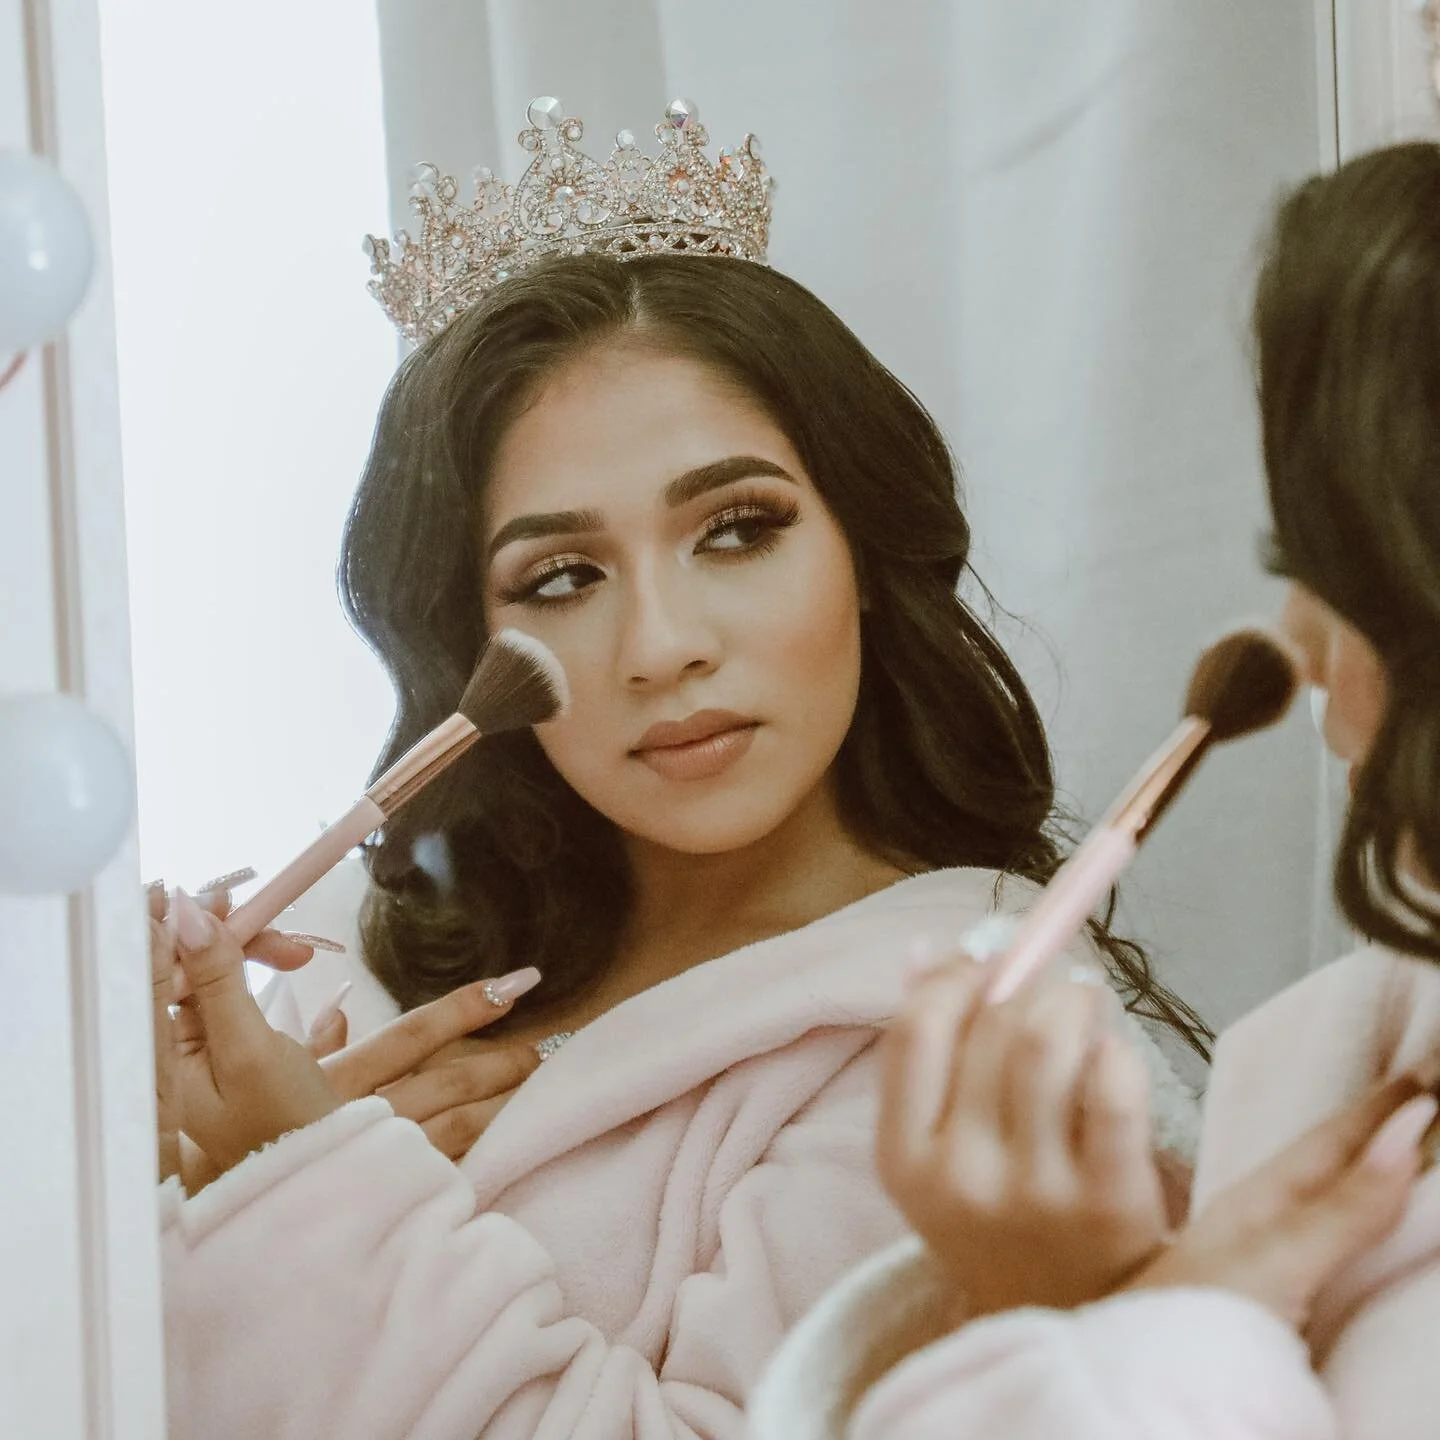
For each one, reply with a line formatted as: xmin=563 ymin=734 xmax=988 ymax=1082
xmin=153 ymin=99 xmax=1202 ymax=1438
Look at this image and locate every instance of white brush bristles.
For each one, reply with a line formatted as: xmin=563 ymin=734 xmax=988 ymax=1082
xmin=494 ymin=628 xmax=571 ymax=713
xmin=457 ymin=629 xmax=570 ymax=735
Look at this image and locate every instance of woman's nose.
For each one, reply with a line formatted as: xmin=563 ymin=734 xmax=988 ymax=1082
xmin=618 ymin=561 xmax=723 ymax=688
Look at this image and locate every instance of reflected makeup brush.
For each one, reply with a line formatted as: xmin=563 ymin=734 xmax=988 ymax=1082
xmin=986 ymin=626 xmax=1300 ymax=1004
xmin=224 ymin=629 xmax=569 ymax=948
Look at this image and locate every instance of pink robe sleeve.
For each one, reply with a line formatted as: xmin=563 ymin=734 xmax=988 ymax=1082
xmin=845 ymin=1288 xmax=1336 ymax=1440
xmin=161 ymin=1057 xmax=904 ymax=1440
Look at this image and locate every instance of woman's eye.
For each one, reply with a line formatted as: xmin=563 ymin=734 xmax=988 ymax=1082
xmin=700 ymin=502 xmax=797 ymax=554
xmin=705 ymin=515 xmax=772 ymax=550
xmin=512 ymin=561 xmax=604 ymax=604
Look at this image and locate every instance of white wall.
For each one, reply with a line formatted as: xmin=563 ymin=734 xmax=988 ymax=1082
xmin=98 ymin=0 xmax=398 ymax=892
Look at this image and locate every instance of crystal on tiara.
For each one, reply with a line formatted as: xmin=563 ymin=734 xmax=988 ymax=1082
xmin=363 ymin=96 xmax=774 ymax=343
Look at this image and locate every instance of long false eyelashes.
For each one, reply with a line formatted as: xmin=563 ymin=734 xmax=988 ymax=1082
xmin=699 ymin=493 xmax=801 ymax=560
xmin=493 ymin=490 xmax=802 ymax=609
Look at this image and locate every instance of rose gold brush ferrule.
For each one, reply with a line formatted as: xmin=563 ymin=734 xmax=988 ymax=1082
xmin=1100 ymin=716 xmax=1213 ymax=843
xmin=365 ymin=714 xmax=482 ymax=813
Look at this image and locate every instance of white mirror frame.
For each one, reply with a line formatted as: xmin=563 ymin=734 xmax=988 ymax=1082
xmin=1333 ymin=0 xmax=1440 ymax=156
xmin=0 ymin=0 xmax=166 ymax=1436
xmin=4 ymin=2 xmax=1429 ymax=1435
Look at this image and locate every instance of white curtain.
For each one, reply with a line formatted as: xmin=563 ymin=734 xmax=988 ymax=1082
xmin=372 ymin=0 xmax=1343 ymax=1050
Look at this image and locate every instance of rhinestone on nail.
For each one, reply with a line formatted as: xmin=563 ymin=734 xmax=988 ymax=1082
xmin=534 ymin=1031 xmax=574 ymax=1062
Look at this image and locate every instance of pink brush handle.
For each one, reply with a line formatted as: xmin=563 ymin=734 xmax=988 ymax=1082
xmin=986 ymin=825 xmax=1137 ymax=1004
xmin=223 ymin=795 xmax=386 ymax=948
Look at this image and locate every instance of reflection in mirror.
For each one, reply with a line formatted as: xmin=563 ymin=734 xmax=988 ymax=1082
xmin=89 ymin=1 xmax=1371 ymax=1433
xmin=100 ymin=0 xmax=397 ymax=888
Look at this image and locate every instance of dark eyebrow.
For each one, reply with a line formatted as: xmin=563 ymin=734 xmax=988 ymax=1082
xmin=663 ymin=456 xmax=797 ymax=507
xmin=487 ymin=507 xmax=604 ymax=561
xmin=486 ymin=455 xmax=797 ymax=561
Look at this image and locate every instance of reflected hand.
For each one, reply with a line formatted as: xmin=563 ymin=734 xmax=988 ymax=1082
xmin=877 ymin=954 xmax=1167 ymax=1319
xmin=1124 ymin=1073 xmax=1437 ymax=1331
xmin=165 ymin=887 xmax=339 ymax=1174
xmin=150 ymin=903 xmax=181 ymax=1184
xmin=147 ymin=877 xmax=308 ymax=1184
xmin=146 ymin=872 xmax=314 ymax=988
xmin=316 ymin=975 xmax=542 ymax=1160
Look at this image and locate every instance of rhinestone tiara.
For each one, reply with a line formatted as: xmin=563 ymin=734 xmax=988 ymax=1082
xmin=363 ymin=96 xmax=774 ymax=343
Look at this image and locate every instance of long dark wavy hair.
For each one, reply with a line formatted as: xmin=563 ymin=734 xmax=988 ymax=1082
xmin=1255 ymin=142 xmax=1440 ymax=962
xmin=340 ymin=253 xmax=1210 ymax=1054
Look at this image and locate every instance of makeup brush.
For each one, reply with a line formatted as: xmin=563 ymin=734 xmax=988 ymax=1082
xmin=986 ymin=626 xmax=1299 ymax=1004
xmin=224 ymin=629 xmax=569 ymax=949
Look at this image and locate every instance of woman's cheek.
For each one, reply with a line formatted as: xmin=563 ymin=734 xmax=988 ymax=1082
xmin=1326 ymin=632 xmax=1389 ymax=768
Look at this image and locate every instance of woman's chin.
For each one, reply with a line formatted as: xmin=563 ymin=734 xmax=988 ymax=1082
xmin=611 ymin=792 xmax=807 ymax=859
xmin=621 ymin=819 xmax=785 ymax=858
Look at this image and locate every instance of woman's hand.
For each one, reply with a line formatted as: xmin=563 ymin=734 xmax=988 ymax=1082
xmin=1125 ymin=1072 xmax=1438 ymax=1331
xmin=151 ymin=903 xmax=182 ymax=1184
xmin=181 ymin=864 xmax=542 ymax=1156
xmin=151 ymin=877 xmax=544 ymax=1186
xmin=169 ymin=865 xmax=321 ymax=975
xmin=154 ymin=888 xmax=341 ymax=1176
xmin=876 ymin=954 xmax=1168 ymax=1319
xmin=148 ymin=878 xmax=309 ymax=1183
xmin=314 ymin=981 xmax=542 ymax=1160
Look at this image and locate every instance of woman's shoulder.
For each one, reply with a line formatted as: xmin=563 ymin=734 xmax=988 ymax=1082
xmin=1215 ymin=944 xmax=1440 ymax=1081
xmin=825 ymin=865 xmax=1041 ymax=930
xmin=1194 ymin=944 xmax=1440 ymax=1203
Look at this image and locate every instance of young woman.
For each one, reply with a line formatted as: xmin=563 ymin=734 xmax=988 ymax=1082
xmin=751 ymin=141 xmax=1440 ymax=1440
xmin=151 ymin=249 xmax=1203 ymax=1438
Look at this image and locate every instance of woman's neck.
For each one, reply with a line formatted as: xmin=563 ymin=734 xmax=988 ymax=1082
xmin=616 ymin=781 xmax=911 ymax=984
xmin=480 ymin=784 xmax=914 ymax=1047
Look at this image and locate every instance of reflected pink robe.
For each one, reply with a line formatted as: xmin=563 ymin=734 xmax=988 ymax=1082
xmin=160 ymin=865 xmax=1193 ymax=1438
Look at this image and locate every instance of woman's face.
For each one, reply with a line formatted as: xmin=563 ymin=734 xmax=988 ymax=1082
xmin=481 ymin=341 xmax=863 ymax=855
xmin=1280 ymin=582 xmax=1389 ymax=778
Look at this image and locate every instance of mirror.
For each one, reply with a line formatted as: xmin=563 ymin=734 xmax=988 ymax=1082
xmin=85 ymin=0 xmax=1364 ymax=1425
xmin=99 ymin=0 xmax=1340 ymax=1033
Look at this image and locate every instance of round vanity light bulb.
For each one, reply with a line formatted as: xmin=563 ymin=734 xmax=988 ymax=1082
xmin=0 ymin=693 xmax=134 ymax=894
xmin=0 ymin=149 xmax=95 ymax=352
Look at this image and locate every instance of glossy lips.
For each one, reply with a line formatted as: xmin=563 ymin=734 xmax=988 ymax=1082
xmin=631 ymin=709 xmax=759 ymax=782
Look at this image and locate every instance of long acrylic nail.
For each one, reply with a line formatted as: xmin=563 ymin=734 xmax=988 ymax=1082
xmin=1363 ymin=1093 xmax=1440 ymax=1172
xmin=195 ymin=866 xmax=257 ymax=896
xmin=482 ymin=967 xmax=542 ymax=1007
xmin=279 ymin=931 xmax=348 ymax=954
xmin=169 ymin=888 xmax=216 ymax=951
xmin=312 ymin=980 xmax=352 ymax=1031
